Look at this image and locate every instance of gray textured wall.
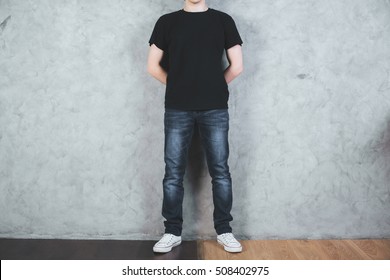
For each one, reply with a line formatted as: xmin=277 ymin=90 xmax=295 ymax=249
xmin=1 ymin=0 xmax=389 ymax=240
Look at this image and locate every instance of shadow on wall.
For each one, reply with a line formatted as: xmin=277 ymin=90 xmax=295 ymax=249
xmin=369 ymin=115 xmax=390 ymax=184
xmin=361 ymin=114 xmax=390 ymax=235
xmin=384 ymin=117 xmax=390 ymax=182
xmin=184 ymin=124 xmax=210 ymax=239
xmin=383 ymin=117 xmax=390 ymax=227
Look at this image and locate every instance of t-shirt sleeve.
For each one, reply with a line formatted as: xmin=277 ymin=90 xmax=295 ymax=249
xmin=223 ymin=15 xmax=243 ymax=50
xmin=148 ymin=16 xmax=167 ymax=51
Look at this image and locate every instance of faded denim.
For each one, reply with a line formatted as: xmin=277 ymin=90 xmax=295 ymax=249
xmin=162 ymin=108 xmax=233 ymax=236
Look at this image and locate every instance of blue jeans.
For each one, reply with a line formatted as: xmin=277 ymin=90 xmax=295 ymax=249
xmin=162 ymin=108 xmax=233 ymax=236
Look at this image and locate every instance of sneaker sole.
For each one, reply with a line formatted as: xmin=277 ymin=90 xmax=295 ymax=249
xmin=153 ymin=240 xmax=182 ymax=253
xmin=217 ymin=239 xmax=242 ymax=253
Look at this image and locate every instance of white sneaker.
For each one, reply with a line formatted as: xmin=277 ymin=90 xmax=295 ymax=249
xmin=153 ymin=233 xmax=182 ymax=253
xmin=217 ymin=233 xmax=242 ymax=253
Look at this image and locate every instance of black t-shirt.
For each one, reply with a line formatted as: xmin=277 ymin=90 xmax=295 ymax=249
xmin=148 ymin=8 xmax=243 ymax=110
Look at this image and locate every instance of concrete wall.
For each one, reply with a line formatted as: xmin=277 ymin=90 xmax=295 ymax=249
xmin=1 ymin=0 xmax=389 ymax=240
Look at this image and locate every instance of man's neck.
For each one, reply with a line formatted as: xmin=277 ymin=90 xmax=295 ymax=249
xmin=183 ymin=1 xmax=208 ymax=12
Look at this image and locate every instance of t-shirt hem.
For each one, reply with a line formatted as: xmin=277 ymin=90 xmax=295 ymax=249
xmin=164 ymin=105 xmax=229 ymax=111
xmin=225 ymin=41 xmax=243 ymax=50
xmin=149 ymin=41 xmax=165 ymax=52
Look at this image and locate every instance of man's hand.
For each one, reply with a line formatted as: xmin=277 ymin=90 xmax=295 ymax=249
xmin=224 ymin=44 xmax=243 ymax=84
xmin=147 ymin=44 xmax=168 ymax=84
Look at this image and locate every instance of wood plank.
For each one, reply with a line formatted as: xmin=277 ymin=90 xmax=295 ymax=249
xmin=287 ymin=240 xmax=323 ymax=260
xmin=200 ymin=239 xmax=390 ymax=260
xmin=372 ymin=240 xmax=390 ymax=259
xmin=310 ymin=240 xmax=363 ymax=260
xmin=350 ymin=239 xmax=390 ymax=260
xmin=201 ymin=240 xmax=228 ymax=259
xmin=329 ymin=240 xmax=370 ymax=260
xmin=311 ymin=240 xmax=342 ymax=259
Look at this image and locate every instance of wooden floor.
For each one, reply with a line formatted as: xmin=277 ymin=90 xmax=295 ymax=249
xmin=199 ymin=239 xmax=390 ymax=260
xmin=1 ymin=238 xmax=389 ymax=260
xmin=0 ymin=239 xmax=198 ymax=260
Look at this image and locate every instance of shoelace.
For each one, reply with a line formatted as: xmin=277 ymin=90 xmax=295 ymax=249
xmin=221 ymin=233 xmax=236 ymax=243
xmin=159 ymin=234 xmax=174 ymax=244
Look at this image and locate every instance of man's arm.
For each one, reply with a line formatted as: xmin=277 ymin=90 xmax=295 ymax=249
xmin=224 ymin=44 xmax=243 ymax=84
xmin=147 ymin=44 xmax=167 ymax=85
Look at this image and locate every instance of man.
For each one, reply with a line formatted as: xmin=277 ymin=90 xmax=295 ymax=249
xmin=147 ymin=0 xmax=243 ymax=253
